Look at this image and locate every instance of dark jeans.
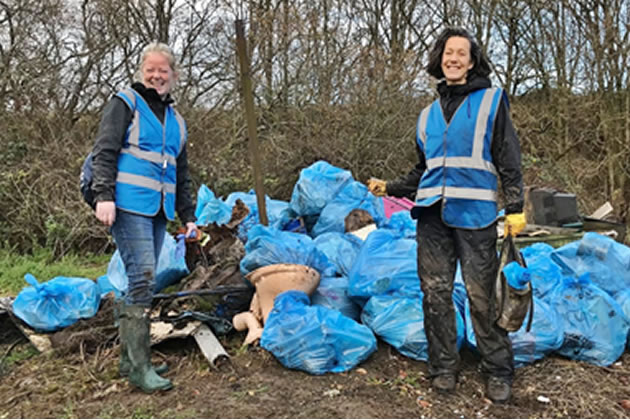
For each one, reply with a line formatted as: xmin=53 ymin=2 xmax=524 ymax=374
xmin=111 ymin=209 xmax=167 ymax=306
xmin=416 ymin=203 xmax=513 ymax=381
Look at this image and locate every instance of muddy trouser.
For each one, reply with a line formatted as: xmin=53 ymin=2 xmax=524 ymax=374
xmin=416 ymin=203 xmax=514 ymax=382
xmin=111 ymin=209 xmax=167 ymax=306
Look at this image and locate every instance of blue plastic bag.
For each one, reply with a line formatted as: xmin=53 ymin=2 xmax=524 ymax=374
xmin=348 ymin=229 xmax=420 ymax=298
xmin=194 ymin=185 xmax=232 ymax=226
xmin=289 ymin=161 xmax=354 ymax=217
xmin=12 ymin=274 xmax=101 ymax=331
xmin=546 ymin=273 xmax=630 ymax=366
xmin=381 ymin=211 xmax=416 ymax=239
xmin=520 ymin=243 xmax=563 ymax=300
xmin=502 ymin=261 xmax=531 ymax=290
xmin=551 ymin=232 xmax=630 ymax=297
xmin=313 ymin=232 xmax=362 ymax=277
xmin=96 ymin=274 xmax=121 ymax=298
xmin=240 ymin=225 xmax=336 ymax=277
xmin=509 ymin=298 xmax=564 ymax=367
xmin=194 ymin=184 xmax=216 ymax=218
xmin=106 ymin=231 xmax=189 ymax=295
xmin=311 ymin=181 xmax=385 ymax=237
xmin=465 ymin=295 xmax=563 ymax=367
xmin=260 ymin=290 xmax=377 ymax=375
xmin=311 ymin=276 xmax=362 ymax=320
xmin=362 ymin=294 xmax=465 ymax=361
xmin=520 ymin=242 xmax=555 ymax=261
xmin=615 ymin=288 xmax=630 ymax=322
xmin=613 ymin=288 xmax=630 ymax=348
xmin=224 ymin=191 xmax=292 ymax=242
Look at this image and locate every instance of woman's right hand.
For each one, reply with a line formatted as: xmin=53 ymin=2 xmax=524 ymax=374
xmin=95 ymin=201 xmax=116 ymax=226
xmin=367 ymin=178 xmax=387 ymax=197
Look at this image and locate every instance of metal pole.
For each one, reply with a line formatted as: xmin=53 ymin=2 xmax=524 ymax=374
xmin=235 ymin=19 xmax=268 ymax=226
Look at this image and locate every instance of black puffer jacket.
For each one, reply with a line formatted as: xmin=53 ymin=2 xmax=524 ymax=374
xmin=90 ymin=83 xmax=195 ymax=223
xmin=386 ymin=76 xmax=524 ymax=215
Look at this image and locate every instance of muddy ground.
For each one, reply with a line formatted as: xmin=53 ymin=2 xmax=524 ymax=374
xmin=1 ymin=311 xmax=630 ymax=420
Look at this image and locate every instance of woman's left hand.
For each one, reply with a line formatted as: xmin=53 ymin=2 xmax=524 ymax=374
xmin=184 ymin=222 xmax=199 ymax=239
xmin=504 ymin=213 xmax=526 ymax=237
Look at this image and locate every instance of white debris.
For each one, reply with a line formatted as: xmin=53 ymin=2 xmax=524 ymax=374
xmin=323 ymin=389 xmax=341 ymax=398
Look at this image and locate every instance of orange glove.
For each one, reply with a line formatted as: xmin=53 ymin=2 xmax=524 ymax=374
xmin=504 ymin=213 xmax=526 ymax=237
xmin=367 ymin=178 xmax=387 ymax=197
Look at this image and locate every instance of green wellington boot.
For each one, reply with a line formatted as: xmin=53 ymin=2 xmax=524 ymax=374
xmin=119 ymin=304 xmax=173 ymax=393
xmin=115 ymin=301 xmax=168 ymax=377
xmin=119 ymin=341 xmax=168 ymax=377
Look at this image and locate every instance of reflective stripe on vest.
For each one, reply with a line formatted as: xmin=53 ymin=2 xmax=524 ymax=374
xmin=117 ymin=88 xmax=137 ymax=110
xmin=114 ymin=89 xmax=186 ymax=220
xmin=414 ymin=87 xmax=502 ymax=228
xmin=173 ymin=109 xmax=186 ymax=156
xmin=120 ymin=147 xmax=177 ymax=167
xmin=116 ymin=172 xmax=176 ymax=194
xmin=415 ymin=186 xmax=497 ymax=202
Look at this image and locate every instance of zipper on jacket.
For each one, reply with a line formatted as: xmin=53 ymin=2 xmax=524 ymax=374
xmin=161 ymin=110 xmax=167 ymax=207
xmin=437 ymin=94 xmax=473 ymax=206
xmin=441 ymin=130 xmax=448 ymax=207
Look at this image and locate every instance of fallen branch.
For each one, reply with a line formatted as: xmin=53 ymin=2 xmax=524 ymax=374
xmin=0 ymin=337 xmax=26 ymax=365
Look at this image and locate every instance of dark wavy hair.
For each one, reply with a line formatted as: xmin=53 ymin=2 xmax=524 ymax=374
xmin=426 ymin=27 xmax=491 ymax=80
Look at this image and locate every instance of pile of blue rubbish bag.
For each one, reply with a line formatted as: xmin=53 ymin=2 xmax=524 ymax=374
xmin=12 ymin=160 xmax=630 ymax=375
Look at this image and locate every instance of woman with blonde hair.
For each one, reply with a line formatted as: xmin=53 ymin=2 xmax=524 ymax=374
xmin=91 ymin=42 xmax=197 ymax=393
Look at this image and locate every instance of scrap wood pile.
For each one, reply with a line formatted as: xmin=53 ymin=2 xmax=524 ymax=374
xmin=47 ymin=297 xmax=118 ymax=356
xmin=0 ymin=294 xmax=117 ymax=359
xmin=2 ymin=199 xmax=254 ymax=361
xmin=179 ymin=198 xmax=250 ymax=284
xmin=4 ymin=160 xmax=630 ymax=378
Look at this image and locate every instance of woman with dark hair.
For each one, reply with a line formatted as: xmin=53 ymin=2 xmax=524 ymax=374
xmin=425 ymin=27 xmax=492 ymax=80
xmin=368 ymin=28 xmax=525 ymax=403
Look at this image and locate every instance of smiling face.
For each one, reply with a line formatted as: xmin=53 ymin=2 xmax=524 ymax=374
xmin=441 ymin=36 xmax=474 ymax=85
xmin=141 ymin=52 xmax=175 ymax=97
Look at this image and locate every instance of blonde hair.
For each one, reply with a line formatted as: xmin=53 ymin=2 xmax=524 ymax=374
xmin=135 ymin=42 xmax=178 ymax=81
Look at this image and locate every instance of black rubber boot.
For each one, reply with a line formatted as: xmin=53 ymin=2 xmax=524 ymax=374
xmin=115 ymin=301 xmax=168 ymax=377
xmin=119 ymin=304 xmax=173 ymax=393
xmin=486 ymin=376 xmax=511 ymax=404
xmin=432 ymin=374 xmax=456 ymax=394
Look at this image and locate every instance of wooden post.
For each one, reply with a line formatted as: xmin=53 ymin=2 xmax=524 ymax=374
xmin=235 ymin=19 xmax=268 ymax=226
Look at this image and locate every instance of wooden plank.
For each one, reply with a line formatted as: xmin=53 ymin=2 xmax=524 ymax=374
xmin=235 ymin=19 xmax=268 ymax=226
xmin=583 ymin=217 xmax=626 ymax=242
xmin=498 ymin=232 xmax=585 ymax=250
xmin=150 ymin=320 xmax=200 ymax=345
xmin=522 ymin=223 xmax=582 ymax=236
xmin=1 ymin=298 xmax=52 ymax=353
xmin=590 ymin=202 xmax=613 ymax=219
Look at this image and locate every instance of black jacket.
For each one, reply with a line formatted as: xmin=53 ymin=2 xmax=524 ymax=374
xmin=386 ymin=76 xmax=524 ymax=215
xmin=91 ymin=83 xmax=195 ymax=223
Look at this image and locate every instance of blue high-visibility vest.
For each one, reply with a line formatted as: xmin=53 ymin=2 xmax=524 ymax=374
xmin=114 ymin=88 xmax=187 ymax=221
xmin=413 ymin=87 xmax=504 ymax=229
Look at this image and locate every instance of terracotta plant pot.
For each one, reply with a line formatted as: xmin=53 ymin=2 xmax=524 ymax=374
xmin=246 ymin=263 xmax=321 ymax=324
